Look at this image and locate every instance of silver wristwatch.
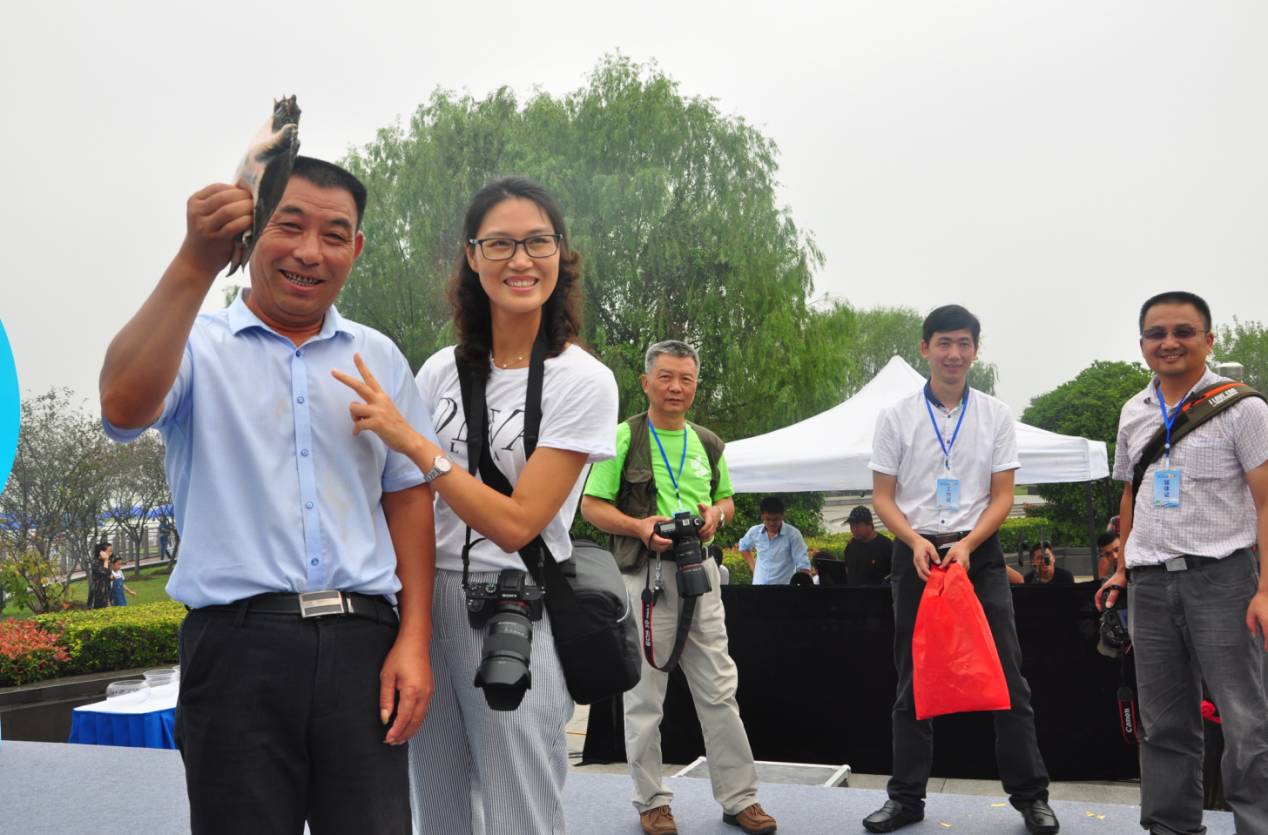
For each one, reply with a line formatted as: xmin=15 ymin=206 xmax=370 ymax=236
xmin=423 ymin=455 xmax=453 ymax=483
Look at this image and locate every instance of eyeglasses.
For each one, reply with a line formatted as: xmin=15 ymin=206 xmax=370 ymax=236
xmin=468 ymin=234 xmax=562 ymax=261
xmin=1140 ymin=325 xmax=1206 ymax=341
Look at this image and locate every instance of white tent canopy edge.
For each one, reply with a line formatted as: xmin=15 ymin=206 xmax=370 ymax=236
xmin=726 ymin=356 xmax=1109 ymax=493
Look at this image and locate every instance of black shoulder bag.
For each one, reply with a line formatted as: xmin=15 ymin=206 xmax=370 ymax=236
xmin=455 ymin=331 xmax=641 ymax=705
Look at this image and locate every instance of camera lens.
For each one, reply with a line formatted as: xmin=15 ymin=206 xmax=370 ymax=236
xmin=473 ymin=603 xmax=534 ymax=711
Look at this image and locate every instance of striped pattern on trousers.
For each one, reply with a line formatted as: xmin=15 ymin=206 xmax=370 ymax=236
xmin=409 ymin=568 xmax=573 ymax=834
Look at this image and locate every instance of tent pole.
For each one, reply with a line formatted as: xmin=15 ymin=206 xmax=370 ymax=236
xmin=1085 ymin=481 xmax=1098 ymax=580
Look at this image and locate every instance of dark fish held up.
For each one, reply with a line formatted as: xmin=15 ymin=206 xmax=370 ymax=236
xmin=227 ymin=96 xmax=301 ymax=275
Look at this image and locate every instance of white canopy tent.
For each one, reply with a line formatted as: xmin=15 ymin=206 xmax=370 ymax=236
xmin=727 ymin=356 xmax=1109 ymax=493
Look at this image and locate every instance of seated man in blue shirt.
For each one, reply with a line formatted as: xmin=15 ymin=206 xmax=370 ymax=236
xmin=738 ymin=496 xmax=811 ymax=585
xmin=99 ymin=158 xmax=436 ymax=834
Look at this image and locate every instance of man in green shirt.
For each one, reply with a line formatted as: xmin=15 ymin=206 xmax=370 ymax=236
xmin=582 ymin=340 xmax=776 ymax=835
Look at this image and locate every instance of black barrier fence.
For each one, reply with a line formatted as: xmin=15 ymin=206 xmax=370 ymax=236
xmin=584 ymin=581 xmax=1141 ymax=782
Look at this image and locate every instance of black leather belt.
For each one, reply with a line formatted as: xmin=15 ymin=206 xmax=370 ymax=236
xmin=198 ymin=591 xmax=396 ymax=622
xmin=919 ymin=530 xmax=971 ymax=549
xmin=1129 ymin=554 xmax=1223 ymax=577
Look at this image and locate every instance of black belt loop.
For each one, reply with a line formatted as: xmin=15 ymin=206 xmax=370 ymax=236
xmin=233 ymin=598 xmax=250 ymax=628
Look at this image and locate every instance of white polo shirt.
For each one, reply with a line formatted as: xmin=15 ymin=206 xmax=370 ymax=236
xmin=869 ymin=384 xmax=1019 ymax=534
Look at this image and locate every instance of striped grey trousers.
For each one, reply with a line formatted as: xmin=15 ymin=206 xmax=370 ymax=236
xmin=409 ymin=569 xmax=573 ymax=834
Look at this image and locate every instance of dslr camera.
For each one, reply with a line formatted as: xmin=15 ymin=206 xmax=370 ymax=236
xmin=465 ymin=568 xmax=545 ymax=711
xmin=655 ymin=511 xmax=712 ymax=598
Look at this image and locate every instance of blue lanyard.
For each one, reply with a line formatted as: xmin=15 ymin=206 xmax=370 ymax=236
xmin=648 ymin=420 xmax=688 ymax=511
xmin=1155 ymin=385 xmax=1183 ymax=465
xmin=924 ymin=386 xmax=969 ymax=470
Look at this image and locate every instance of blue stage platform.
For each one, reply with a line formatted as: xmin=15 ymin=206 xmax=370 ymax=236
xmin=0 ymin=741 xmax=1236 ymax=833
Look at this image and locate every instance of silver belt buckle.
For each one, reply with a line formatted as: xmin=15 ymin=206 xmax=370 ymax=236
xmin=298 ymin=590 xmax=347 ymax=618
xmin=1163 ymin=556 xmax=1188 ymax=573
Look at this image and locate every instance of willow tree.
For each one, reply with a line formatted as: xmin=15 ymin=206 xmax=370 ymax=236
xmin=339 ymin=56 xmax=853 ymax=441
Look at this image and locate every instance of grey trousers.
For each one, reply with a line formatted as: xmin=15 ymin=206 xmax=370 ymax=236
xmin=1128 ymin=550 xmax=1268 ymax=835
xmin=408 ymin=570 xmax=573 ymax=835
xmin=622 ymin=558 xmax=760 ymax=815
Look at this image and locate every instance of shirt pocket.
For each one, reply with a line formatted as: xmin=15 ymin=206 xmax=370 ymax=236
xmin=1180 ymin=436 xmax=1239 ymax=481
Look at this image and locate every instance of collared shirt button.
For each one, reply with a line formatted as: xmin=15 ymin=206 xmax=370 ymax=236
xmin=305 ymin=501 xmax=314 ymax=510
xmin=301 ymin=449 xmax=310 ymax=457
xmin=296 ymin=396 xmax=305 ymax=404
xmin=295 ymin=349 xmax=303 ymax=357
xmin=310 ymin=558 xmax=319 ymax=566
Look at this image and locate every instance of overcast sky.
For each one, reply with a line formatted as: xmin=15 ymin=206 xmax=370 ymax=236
xmin=3 ymin=1 xmax=1265 ymax=423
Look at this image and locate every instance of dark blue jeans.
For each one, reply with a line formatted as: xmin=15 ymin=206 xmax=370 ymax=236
xmin=1129 ymin=550 xmax=1268 ymax=835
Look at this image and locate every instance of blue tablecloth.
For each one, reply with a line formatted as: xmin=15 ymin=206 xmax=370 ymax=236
xmin=68 ymin=706 xmax=176 ymax=749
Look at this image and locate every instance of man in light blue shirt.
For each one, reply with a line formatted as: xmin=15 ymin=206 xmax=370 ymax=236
xmin=99 ymin=157 xmax=435 ymax=834
xmin=738 ymin=496 xmax=811 ymax=585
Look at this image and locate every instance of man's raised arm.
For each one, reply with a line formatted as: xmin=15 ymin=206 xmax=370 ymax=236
xmin=100 ymin=184 xmax=252 ymax=429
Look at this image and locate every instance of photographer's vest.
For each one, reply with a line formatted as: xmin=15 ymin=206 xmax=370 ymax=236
xmin=610 ymin=411 xmax=725 ymax=573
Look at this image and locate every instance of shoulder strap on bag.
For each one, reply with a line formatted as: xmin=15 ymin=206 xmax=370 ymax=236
xmin=1130 ymin=381 xmax=1266 ymax=502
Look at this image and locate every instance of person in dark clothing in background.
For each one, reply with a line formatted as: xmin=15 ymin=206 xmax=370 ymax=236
xmin=842 ymin=506 xmax=892 ymax=585
xmin=1023 ymin=543 xmax=1074 ymax=585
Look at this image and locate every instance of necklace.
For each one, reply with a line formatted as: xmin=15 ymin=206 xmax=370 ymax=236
xmin=492 ymin=352 xmax=528 ymax=369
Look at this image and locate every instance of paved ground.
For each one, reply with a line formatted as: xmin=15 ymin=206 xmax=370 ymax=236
xmin=565 ymin=703 xmax=1144 ymax=805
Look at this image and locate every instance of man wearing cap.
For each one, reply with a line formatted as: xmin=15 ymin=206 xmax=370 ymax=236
xmin=842 ymin=506 xmax=893 ymax=586
xmin=738 ymin=496 xmax=812 ymax=585
xmin=864 ymin=304 xmax=1056 ymax=834
xmin=1099 ymin=291 xmax=1268 ymax=835
xmin=99 ymin=158 xmax=436 ymax=833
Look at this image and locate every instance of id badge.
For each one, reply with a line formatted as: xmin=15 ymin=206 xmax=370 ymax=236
xmin=936 ymin=477 xmax=961 ymax=510
xmin=1153 ymin=469 xmax=1181 ymax=508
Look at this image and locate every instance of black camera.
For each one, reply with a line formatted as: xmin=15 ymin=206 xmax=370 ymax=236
xmin=1096 ymin=598 xmax=1131 ymax=658
xmin=654 ymin=512 xmax=711 ymax=598
xmin=465 ymin=568 xmax=545 ymax=711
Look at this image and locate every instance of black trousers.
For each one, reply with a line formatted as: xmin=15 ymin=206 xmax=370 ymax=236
xmin=175 ymin=606 xmax=410 ymax=834
xmin=887 ymin=535 xmax=1049 ymax=808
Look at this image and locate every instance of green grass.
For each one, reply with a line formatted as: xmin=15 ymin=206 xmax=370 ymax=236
xmin=2 ymin=563 xmax=176 ymax=619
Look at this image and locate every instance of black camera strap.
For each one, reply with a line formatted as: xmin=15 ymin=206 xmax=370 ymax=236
xmin=1116 ymin=655 xmax=1140 ymax=745
xmin=455 ymin=329 xmax=586 ymax=622
xmin=640 ymin=559 xmax=696 ymax=673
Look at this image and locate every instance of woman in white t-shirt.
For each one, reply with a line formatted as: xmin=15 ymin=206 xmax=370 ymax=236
xmin=334 ymin=176 xmax=618 ymax=834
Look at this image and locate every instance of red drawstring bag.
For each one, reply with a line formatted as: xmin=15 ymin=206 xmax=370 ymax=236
xmin=912 ymin=562 xmax=1011 ymax=720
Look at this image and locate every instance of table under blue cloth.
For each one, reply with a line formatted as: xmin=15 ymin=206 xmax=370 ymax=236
xmin=68 ymin=705 xmax=177 ymax=749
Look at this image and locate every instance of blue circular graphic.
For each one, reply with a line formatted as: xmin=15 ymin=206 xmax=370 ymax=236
xmin=0 ymin=319 xmax=19 ymax=496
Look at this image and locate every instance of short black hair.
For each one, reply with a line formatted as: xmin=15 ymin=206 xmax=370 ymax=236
xmin=922 ymin=304 xmax=981 ymax=345
xmin=759 ymin=496 xmax=786 ymax=515
xmin=847 ymin=505 xmax=873 ymax=525
xmin=1138 ymin=291 xmax=1212 ymax=332
xmin=291 ymin=156 xmax=368 ymax=230
xmin=94 ymin=542 xmax=111 ymax=558
xmin=1096 ymin=531 xmax=1119 ymax=549
xmin=1029 ymin=542 xmax=1044 ymax=557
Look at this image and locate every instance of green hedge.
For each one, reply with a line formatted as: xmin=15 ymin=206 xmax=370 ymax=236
xmin=0 ymin=602 xmax=186 ymax=686
xmin=804 ymin=517 xmax=1055 ymax=559
xmin=722 ymin=550 xmax=753 ymax=585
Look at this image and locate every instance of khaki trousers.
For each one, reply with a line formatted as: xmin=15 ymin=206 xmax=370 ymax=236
xmin=622 ymin=558 xmax=759 ymax=815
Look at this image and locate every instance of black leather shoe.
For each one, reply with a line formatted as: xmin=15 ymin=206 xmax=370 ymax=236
xmin=1012 ymin=798 xmax=1060 ymax=834
xmin=862 ymin=800 xmax=924 ymax=833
